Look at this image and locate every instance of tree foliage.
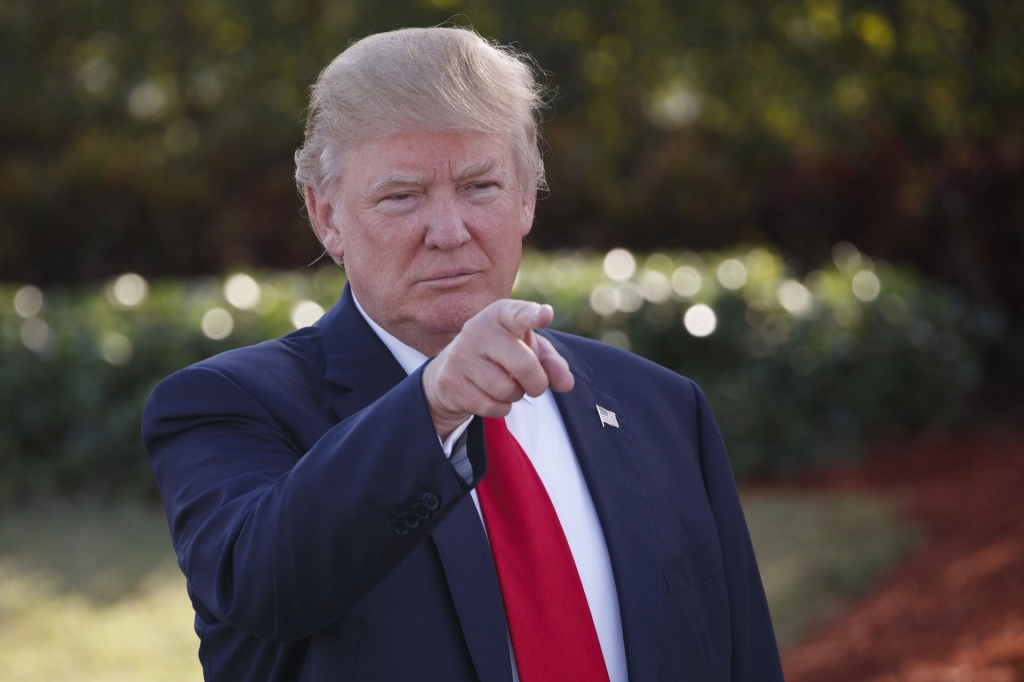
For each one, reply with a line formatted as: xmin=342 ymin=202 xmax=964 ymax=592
xmin=1 ymin=0 xmax=1021 ymax=385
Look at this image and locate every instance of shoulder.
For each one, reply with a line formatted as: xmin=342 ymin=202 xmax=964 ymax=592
xmin=191 ymin=325 xmax=326 ymax=390
xmin=168 ymin=325 xmax=325 ymax=395
xmin=143 ymin=325 xmax=330 ymax=434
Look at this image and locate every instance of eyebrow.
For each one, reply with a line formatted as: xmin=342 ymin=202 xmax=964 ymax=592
xmin=366 ymin=158 xmax=510 ymax=197
xmin=452 ymin=158 xmax=509 ymax=185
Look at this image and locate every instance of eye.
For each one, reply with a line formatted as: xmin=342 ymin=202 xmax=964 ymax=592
xmin=384 ymin=192 xmax=414 ymax=202
xmin=463 ymin=181 xmax=500 ymax=196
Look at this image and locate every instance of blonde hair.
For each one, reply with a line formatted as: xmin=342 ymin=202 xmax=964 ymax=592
xmin=294 ymin=26 xmax=548 ymax=207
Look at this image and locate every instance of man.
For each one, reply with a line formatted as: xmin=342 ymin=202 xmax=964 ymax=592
xmin=143 ymin=26 xmax=784 ymax=682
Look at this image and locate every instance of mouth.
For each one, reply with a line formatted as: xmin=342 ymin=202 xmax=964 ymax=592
xmin=419 ymin=269 xmax=480 ymax=287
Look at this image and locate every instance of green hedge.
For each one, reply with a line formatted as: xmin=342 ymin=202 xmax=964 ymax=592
xmin=0 ymin=247 xmax=990 ymax=501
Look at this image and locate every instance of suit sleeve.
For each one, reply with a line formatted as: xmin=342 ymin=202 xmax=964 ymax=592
xmin=691 ymin=381 xmax=785 ymax=680
xmin=142 ymin=362 xmax=481 ymax=643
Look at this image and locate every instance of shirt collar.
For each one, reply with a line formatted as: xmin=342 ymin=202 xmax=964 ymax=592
xmin=351 ymin=289 xmax=429 ymax=376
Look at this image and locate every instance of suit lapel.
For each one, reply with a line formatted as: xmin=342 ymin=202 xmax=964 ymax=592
xmin=318 ymin=284 xmax=408 ymax=420
xmin=432 ymin=493 xmax=513 ymax=682
xmin=319 ymin=285 xmax=511 ymax=682
xmin=544 ymin=333 xmax=664 ymax=682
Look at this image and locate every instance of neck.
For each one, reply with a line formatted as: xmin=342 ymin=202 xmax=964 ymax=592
xmin=391 ymin=326 xmax=456 ymax=358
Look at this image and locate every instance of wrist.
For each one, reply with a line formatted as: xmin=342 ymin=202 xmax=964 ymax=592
xmin=422 ymin=359 xmax=470 ymax=440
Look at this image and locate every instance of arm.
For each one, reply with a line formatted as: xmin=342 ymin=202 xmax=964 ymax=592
xmin=691 ymin=381 xmax=785 ymax=680
xmin=144 ymin=298 xmax=571 ymax=645
xmin=143 ymin=362 xmax=474 ymax=643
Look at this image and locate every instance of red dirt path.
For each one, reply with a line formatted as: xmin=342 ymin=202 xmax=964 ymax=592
xmin=780 ymin=427 xmax=1024 ymax=682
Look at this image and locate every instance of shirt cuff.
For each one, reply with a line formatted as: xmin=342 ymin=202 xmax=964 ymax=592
xmin=439 ymin=417 xmax=474 ymax=457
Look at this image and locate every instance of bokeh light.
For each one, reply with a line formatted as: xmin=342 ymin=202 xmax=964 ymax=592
xmin=590 ymin=285 xmax=617 ymax=316
xmin=20 ymin=318 xmax=50 ymax=352
xmin=201 ymin=308 xmax=234 ymax=340
xmin=833 ymin=300 xmax=863 ymax=328
xmin=832 ymin=241 xmax=865 ymax=273
xmin=224 ymin=274 xmax=262 ymax=310
xmin=111 ymin=274 xmax=149 ymax=307
xmin=13 ymin=286 xmax=43 ymax=318
xmin=603 ymin=248 xmax=636 ymax=282
xmin=852 ymin=270 xmax=882 ymax=301
xmin=291 ymin=300 xmax=325 ymax=329
xmin=639 ymin=269 xmax=672 ymax=302
xmin=778 ymin=280 xmax=814 ymax=317
xmin=684 ymin=304 xmax=717 ymax=337
xmin=613 ymin=282 xmax=644 ymax=312
xmin=600 ymin=329 xmax=631 ymax=350
xmin=100 ymin=331 xmax=133 ymax=366
xmin=671 ymin=266 xmax=702 ymax=298
xmin=717 ymin=259 xmax=748 ymax=290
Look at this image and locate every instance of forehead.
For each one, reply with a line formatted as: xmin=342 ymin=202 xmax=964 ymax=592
xmin=345 ymin=130 xmax=512 ymax=187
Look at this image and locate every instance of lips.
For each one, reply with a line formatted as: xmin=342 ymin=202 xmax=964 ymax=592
xmin=420 ymin=268 xmax=479 ymax=285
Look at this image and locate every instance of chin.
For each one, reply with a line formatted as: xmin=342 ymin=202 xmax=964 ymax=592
xmin=417 ymin=290 xmax=494 ymax=335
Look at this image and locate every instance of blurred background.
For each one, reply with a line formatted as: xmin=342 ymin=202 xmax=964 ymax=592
xmin=1 ymin=0 xmax=1022 ymax=679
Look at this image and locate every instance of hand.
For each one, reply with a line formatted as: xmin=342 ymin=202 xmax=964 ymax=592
xmin=422 ymin=299 xmax=575 ymax=439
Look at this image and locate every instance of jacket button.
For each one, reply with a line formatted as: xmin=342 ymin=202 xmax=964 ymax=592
xmin=403 ymin=511 xmax=420 ymax=528
xmin=422 ymin=492 xmax=440 ymax=511
xmin=393 ymin=520 xmax=409 ymax=536
xmin=413 ymin=503 xmax=430 ymax=520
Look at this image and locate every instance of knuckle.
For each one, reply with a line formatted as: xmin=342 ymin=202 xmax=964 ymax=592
xmin=497 ymin=377 xmax=525 ymax=403
xmin=508 ymin=351 xmax=541 ymax=378
xmin=483 ymin=400 xmax=512 ymax=418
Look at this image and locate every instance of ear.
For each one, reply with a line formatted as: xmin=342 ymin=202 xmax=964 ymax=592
xmin=305 ymin=185 xmax=345 ymax=261
xmin=519 ymin=184 xmax=537 ymax=238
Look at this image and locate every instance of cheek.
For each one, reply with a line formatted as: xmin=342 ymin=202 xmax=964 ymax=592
xmin=353 ymin=222 xmax=425 ymax=282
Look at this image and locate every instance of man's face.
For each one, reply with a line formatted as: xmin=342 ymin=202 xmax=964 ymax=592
xmin=309 ymin=130 xmax=536 ymax=356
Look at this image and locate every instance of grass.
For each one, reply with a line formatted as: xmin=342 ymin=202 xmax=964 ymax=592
xmin=0 ymin=492 xmax=922 ymax=680
xmin=0 ymin=500 xmax=199 ymax=682
xmin=742 ymin=490 xmax=924 ymax=648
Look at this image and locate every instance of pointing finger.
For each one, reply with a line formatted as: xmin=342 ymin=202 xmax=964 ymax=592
xmin=494 ymin=300 xmax=554 ymax=338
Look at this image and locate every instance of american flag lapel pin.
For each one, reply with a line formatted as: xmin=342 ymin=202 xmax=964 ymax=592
xmin=596 ymin=405 xmax=620 ymax=428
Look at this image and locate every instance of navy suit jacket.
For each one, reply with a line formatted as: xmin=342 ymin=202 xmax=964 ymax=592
xmin=143 ymin=284 xmax=784 ymax=681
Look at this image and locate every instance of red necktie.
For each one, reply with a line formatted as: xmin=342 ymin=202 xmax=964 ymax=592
xmin=476 ymin=417 xmax=611 ymax=682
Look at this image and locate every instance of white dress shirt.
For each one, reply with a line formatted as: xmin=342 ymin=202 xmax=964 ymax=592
xmin=352 ymin=293 xmax=628 ymax=682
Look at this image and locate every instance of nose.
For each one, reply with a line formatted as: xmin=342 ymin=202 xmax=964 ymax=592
xmin=423 ymin=190 xmax=471 ymax=250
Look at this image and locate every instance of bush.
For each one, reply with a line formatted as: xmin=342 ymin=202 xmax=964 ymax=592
xmin=0 ymin=247 xmax=992 ymax=501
